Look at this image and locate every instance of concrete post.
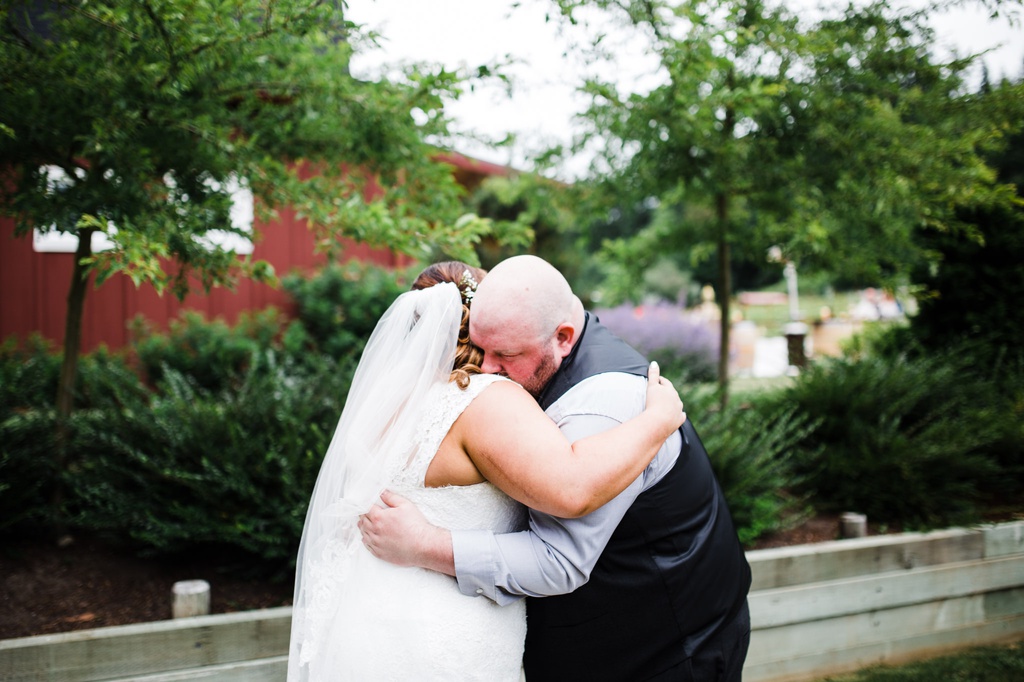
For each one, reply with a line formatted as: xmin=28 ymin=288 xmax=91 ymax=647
xmin=172 ymin=580 xmax=211 ymax=619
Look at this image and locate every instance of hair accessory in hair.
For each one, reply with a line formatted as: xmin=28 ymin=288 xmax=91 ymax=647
xmin=458 ymin=269 xmax=478 ymax=304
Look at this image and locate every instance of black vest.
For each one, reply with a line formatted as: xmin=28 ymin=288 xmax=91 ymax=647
xmin=524 ymin=314 xmax=752 ymax=681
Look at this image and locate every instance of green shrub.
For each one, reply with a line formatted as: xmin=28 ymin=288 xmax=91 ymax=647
xmin=2 ymin=264 xmax=406 ymax=565
xmin=0 ymin=338 xmax=147 ymax=534
xmin=131 ymin=308 xmax=284 ymax=391
xmin=769 ymin=352 xmax=1007 ymax=529
xmin=65 ymin=351 xmax=353 ymax=575
xmin=680 ymin=384 xmax=815 ymax=546
xmin=0 ymin=335 xmax=61 ymax=414
xmin=0 ymin=411 xmax=57 ymax=532
xmin=839 ymin=327 xmax=1023 ymax=512
xmin=970 ymin=347 xmax=1024 ymax=505
xmin=282 ymin=262 xmax=408 ymax=360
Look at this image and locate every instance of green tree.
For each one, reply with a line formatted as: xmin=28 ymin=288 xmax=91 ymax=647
xmin=467 ymin=173 xmax=584 ymax=277
xmin=910 ymin=77 xmax=1024 ymax=356
xmin=0 ymin=0 xmax=499 ymax=522
xmin=551 ymin=0 xmax=1023 ymax=404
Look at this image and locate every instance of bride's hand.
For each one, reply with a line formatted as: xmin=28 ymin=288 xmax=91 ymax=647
xmin=646 ymin=361 xmax=686 ymax=432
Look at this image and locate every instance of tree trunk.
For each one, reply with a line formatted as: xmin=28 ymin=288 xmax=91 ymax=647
xmin=52 ymin=228 xmax=95 ymax=532
xmin=716 ymin=69 xmax=736 ymax=411
xmin=716 ymin=193 xmax=731 ymax=411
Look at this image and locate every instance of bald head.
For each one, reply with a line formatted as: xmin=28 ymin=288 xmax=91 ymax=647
xmin=469 ymin=256 xmax=584 ymax=397
xmin=473 ymin=255 xmax=578 ymax=340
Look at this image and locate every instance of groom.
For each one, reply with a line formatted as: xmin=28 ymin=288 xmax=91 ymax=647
xmin=361 ymin=255 xmax=752 ymax=681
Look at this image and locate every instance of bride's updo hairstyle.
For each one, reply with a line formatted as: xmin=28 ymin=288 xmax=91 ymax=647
xmin=412 ymin=261 xmax=487 ymax=389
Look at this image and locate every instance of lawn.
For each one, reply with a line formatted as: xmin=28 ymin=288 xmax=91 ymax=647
xmin=736 ymin=291 xmax=863 ymax=336
xmin=815 ymin=641 xmax=1024 ymax=681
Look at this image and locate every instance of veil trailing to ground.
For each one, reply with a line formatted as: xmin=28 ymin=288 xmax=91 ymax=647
xmin=287 ymin=282 xmax=462 ymax=681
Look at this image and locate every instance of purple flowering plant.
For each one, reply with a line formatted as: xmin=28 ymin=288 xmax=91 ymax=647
xmin=593 ymin=302 xmax=719 ymax=383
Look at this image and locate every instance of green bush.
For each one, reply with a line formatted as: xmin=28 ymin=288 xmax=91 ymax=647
xmin=64 ymin=351 xmax=353 ymax=574
xmin=0 ymin=335 xmax=61 ymax=414
xmin=0 ymin=340 xmax=147 ymax=534
xmin=845 ymin=326 xmax=1024 ymax=510
xmin=0 ymin=336 xmax=57 ymax=533
xmin=282 ymin=261 xmax=408 ymax=360
xmin=0 ymin=412 xmax=57 ymax=532
xmin=2 ymin=265 xmax=410 ymax=568
xmin=962 ymin=347 xmax=1024 ymax=506
xmin=768 ymin=351 xmax=1008 ymax=529
xmin=680 ymin=384 xmax=815 ymax=546
xmin=131 ymin=308 xmax=284 ymax=391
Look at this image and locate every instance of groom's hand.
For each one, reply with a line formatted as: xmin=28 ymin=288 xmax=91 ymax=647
xmin=359 ymin=490 xmax=456 ymax=576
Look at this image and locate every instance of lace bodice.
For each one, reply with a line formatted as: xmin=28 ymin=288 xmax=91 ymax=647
xmin=395 ymin=373 xmax=504 ymax=484
xmin=393 ymin=373 xmax=525 ymax=532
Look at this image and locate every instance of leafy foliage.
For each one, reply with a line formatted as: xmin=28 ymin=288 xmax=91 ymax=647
xmin=765 ymin=350 xmax=1013 ymax=528
xmin=131 ymin=308 xmax=284 ymax=391
xmin=0 ymin=0 xmax=484 ymax=283
xmin=0 ymin=339 xmax=147 ymax=533
xmin=681 ymin=384 xmax=816 ymax=546
xmin=282 ymin=261 xmax=409 ymax=361
xmin=908 ymin=117 xmax=1024 ymax=363
xmin=0 ymin=264 xmax=411 ymax=570
xmin=466 ymin=173 xmax=572 ymax=275
xmin=66 ymin=351 xmax=350 ymax=573
xmin=549 ymin=0 xmax=1024 ymax=396
xmin=0 ymin=335 xmax=60 ymax=415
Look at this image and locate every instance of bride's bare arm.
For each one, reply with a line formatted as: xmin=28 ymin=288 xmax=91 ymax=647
xmin=457 ymin=362 xmax=684 ymax=518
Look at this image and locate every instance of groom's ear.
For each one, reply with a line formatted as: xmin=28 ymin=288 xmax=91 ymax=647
xmin=553 ymin=323 xmax=578 ymax=359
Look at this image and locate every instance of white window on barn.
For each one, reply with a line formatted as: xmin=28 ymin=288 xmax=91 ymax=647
xmin=193 ymin=175 xmax=255 ymax=255
xmin=33 ymin=168 xmax=254 ymax=255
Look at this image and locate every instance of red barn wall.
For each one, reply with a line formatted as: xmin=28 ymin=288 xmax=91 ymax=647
xmin=0 ymin=154 xmax=509 ymax=354
xmin=0 ymin=208 xmax=407 ymax=354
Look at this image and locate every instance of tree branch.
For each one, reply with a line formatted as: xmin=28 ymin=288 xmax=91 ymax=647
xmin=53 ymin=0 xmax=139 ymax=39
xmin=140 ymin=0 xmax=178 ymax=88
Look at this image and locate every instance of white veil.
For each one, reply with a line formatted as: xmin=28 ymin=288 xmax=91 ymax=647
xmin=287 ymin=282 xmax=463 ymax=680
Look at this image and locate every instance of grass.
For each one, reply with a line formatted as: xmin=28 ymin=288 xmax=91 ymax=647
xmin=737 ymin=293 xmax=844 ymax=334
xmin=815 ymin=641 xmax=1024 ymax=681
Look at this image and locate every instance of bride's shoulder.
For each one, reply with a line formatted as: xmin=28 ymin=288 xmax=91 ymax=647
xmin=433 ymin=374 xmax=515 ymax=406
xmin=468 ymin=373 xmax=525 ymax=397
xmin=468 ymin=373 xmax=512 ymax=389
xmin=465 ymin=374 xmax=531 ymax=411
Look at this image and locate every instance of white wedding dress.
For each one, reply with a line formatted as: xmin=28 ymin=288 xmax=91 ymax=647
xmin=294 ymin=373 xmax=527 ymax=681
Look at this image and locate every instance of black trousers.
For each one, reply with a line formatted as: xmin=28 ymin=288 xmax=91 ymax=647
xmin=647 ymin=600 xmax=751 ymax=682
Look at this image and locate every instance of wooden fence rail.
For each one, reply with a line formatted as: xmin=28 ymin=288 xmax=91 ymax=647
xmin=3 ymin=521 xmax=1022 ymax=681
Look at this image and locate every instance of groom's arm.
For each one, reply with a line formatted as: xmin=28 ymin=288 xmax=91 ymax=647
xmin=451 ymin=374 xmax=682 ymax=604
xmin=452 ymin=474 xmax=645 ymax=604
xmin=360 ymin=430 xmax=650 ymax=600
xmin=358 ymin=422 xmax=646 ymax=592
xmin=360 ymin=374 xmax=681 ymax=602
xmin=360 ymin=440 xmax=643 ymax=602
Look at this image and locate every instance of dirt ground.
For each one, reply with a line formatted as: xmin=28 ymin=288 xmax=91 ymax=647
xmin=0 ymin=513 xmax=905 ymax=641
xmin=0 ymin=533 xmax=295 ymax=640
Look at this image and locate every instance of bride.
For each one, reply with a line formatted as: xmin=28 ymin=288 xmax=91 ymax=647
xmin=287 ymin=261 xmax=684 ymax=681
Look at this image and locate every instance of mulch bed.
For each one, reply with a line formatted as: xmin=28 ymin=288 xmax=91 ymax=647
xmin=0 ymin=511 xmax=991 ymax=641
xmin=0 ymin=534 xmax=294 ymax=640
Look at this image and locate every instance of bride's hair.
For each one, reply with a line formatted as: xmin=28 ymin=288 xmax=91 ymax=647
xmin=412 ymin=261 xmax=487 ymax=389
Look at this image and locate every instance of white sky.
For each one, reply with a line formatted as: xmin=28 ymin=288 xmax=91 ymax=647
xmin=346 ymin=0 xmax=1024 ymax=178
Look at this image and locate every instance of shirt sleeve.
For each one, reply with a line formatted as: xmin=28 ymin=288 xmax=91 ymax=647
xmin=452 ymin=373 xmax=681 ymax=604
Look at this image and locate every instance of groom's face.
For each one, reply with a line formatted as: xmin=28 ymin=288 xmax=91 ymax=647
xmin=470 ymin=322 xmax=561 ymax=399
